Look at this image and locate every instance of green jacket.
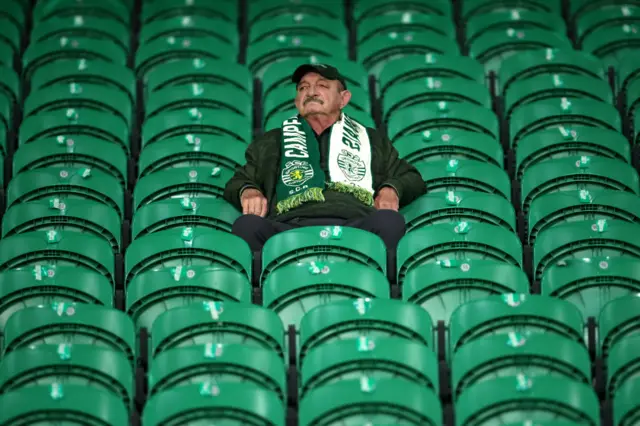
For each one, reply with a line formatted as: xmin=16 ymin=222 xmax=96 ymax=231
xmin=223 ymin=124 xmax=426 ymax=222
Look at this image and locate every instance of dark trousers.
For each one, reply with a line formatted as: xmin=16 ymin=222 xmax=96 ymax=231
xmin=231 ymin=210 xmax=406 ymax=284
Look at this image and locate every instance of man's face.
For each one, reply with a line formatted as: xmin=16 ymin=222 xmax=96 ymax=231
xmin=295 ymin=72 xmax=351 ymax=118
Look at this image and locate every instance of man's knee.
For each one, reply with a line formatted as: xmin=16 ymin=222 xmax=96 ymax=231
xmin=231 ymin=214 xmax=268 ymax=238
xmin=371 ymin=209 xmax=406 ymax=235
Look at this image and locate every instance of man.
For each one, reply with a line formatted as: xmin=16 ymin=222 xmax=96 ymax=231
xmin=223 ymin=63 xmax=426 ymax=283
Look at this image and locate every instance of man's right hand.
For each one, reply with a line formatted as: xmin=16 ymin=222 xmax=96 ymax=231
xmin=240 ymin=188 xmax=268 ymax=217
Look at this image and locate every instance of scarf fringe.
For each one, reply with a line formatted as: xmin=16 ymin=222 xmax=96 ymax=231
xmin=276 ymin=186 xmax=325 ymax=214
xmin=327 ymin=182 xmax=374 ymax=206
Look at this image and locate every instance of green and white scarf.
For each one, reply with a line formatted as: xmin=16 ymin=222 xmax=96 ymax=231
xmin=276 ymin=113 xmax=374 ymax=214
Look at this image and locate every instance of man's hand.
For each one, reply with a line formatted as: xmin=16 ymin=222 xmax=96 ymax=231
xmin=241 ymin=188 xmax=268 ymax=217
xmin=375 ymin=186 xmax=399 ymax=211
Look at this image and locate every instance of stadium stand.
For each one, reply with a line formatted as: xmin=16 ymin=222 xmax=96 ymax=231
xmin=0 ymin=0 xmax=638 ymax=425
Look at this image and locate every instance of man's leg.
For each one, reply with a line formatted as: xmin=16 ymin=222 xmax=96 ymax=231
xmin=347 ymin=210 xmax=406 ymax=283
xmin=231 ymin=214 xmax=293 ymax=285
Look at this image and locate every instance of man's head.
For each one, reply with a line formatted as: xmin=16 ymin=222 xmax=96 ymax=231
xmin=292 ymin=64 xmax=351 ymax=119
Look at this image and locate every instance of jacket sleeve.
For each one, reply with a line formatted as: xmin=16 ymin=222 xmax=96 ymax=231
xmin=374 ymin=131 xmax=427 ymax=207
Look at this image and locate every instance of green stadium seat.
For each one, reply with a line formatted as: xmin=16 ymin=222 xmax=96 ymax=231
xmin=30 ymin=16 xmax=131 ymax=53
xmin=449 ymin=294 xmax=585 ymax=356
xmin=298 ymin=298 xmax=433 ymax=361
xmin=0 ymin=385 xmax=129 ymax=426
xmin=261 ymin=226 xmax=387 ymax=285
xmin=30 ymin=59 xmax=136 ymax=105
xmin=529 ymin=190 xmax=640 ymax=245
xmin=0 ymin=17 xmax=20 ymax=56
xmin=358 ymin=13 xmax=455 ymax=45
xmin=358 ymin=32 xmax=460 ymax=75
xmin=141 ymin=108 xmax=251 ymax=147
xmin=577 ymin=6 xmax=640 ymax=47
xmin=2 ymin=303 xmax=135 ymax=363
xmin=0 ymin=344 xmax=133 ymax=408
xmin=250 ymin=14 xmax=347 ymax=45
xmin=150 ymin=301 xmax=284 ymax=358
xmin=248 ymin=0 xmax=343 ymax=25
xmin=23 ymin=37 xmax=128 ymax=82
xmin=498 ymin=49 xmax=606 ymax=96
xmin=247 ymin=35 xmax=347 ymax=78
xmin=142 ymin=382 xmax=285 ymax=426
xmin=582 ymin=24 xmax=640 ymax=67
xmin=615 ymin=377 xmax=640 ymax=426
xmin=382 ymin=77 xmax=492 ymax=124
xmin=377 ymin=54 xmax=486 ymax=97
xmin=299 ymin=377 xmax=442 ymax=426
xmin=300 ymin=337 xmax=438 ymax=397
xmin=263 ymin=262 xmax=389 ymax=330
xmin=33 ymin=0 xmax=130 ymax=24
xmin=0 ymin=40 xmax=13 ymax=69
xmin=0 ymin=96 xmax=11 ymax=146
xmin=413 ymin=159 xmax=511 ymax=200
xmin=0 ymin=1 xmax=26 ymax=35
xmin=126 ymin=267 xmax=250 ymax=330
xmin=387 ymin=101 xmax=499 ymax=142
xmin=264 ymin=107 xmax=375 ymax=131
xmin=354 ymin=0 xmax=451 ymax=21
xmin=0 ymin=267 xmax=113 ymax=333
xmin=599 ymin=295 xmax=640 ymax=359
xmin=452 ymin=332 xmax=591 ymax=399
xmin=2 ymin=199 xmax=121 ymax=251
xmin=608 ymin=334 xmax=640 ymax=399
xmin=148 ymin=343 xmax=286 ymax=400
xmin=618 ymin=55 xmax=640 ymax=94
xmin=397 ymin=222 xmax=522 ymax=285
xmin=6 ymin=167 xmax=125 ymax=219
xmin=0 ymin=65 xmax=20 ymax=106
xmin=142 ymin=1 xmax=231 ymax=22
xmin=626 ymin=77 xmax=640 ymax=119
xmin=132 ymin=198 xmax=240 ymax=239
xmin=143 ymin=58 xmax=253 ymax=97
xmin=456 ymin=375 xmax=599 ymax=426
xmin=403 ymin=260 xmax=530 ymax=325
xmin=139 ymin=15 xmax=238 ymax=48
xmin=402 ymin=191 xmax=516 ymax=233
xmin=395 ymin=129 xmax=503 ymax=168
xmin=520 ymin=156 xmax=640 ymax=216
xmin=469 ymin=28 xmax=572 ymax=73
xmin=461 ymin=0 xmax=562 ymax=21
xmin=125 ymin=227 xmax=251 ymax=286
xmin=569 ymin=0 xmax=640 ymax=22
xmin=135 ymin=36 xmax=236 ymax=79
xmin=533 ymin=220 xmax=640 ymax=280
xmin=515 ymin=126 xmax=631 ymax=180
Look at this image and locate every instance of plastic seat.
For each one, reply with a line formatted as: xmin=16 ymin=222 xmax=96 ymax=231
xmin=615 ymin=377 xmax=640 ymax=426
xmin=30 ymin=16 xmax=130 ymax=53
xmin=600 ymin=296 xmax=640 ymax=359
xmin=263 ymin=262 xmax=389 ymax=331
xmin=30 ymin=59 xmax=136 ymax=104
xmin=264 ymin=107 xmax=375 ymax=131
xmin=143 ymin=58 xmax=252 ymax=97
xmin=515 ymin=126 xmax=630 ymax=180
xmin=452 ymin=332 xmax=591 ymax=399
xmin=261 ymin=226 xmax=387 ymax=285
xmin=402 ymin=191 xmax=516 ymax=233
xmin=0 ymin=267 xmax=112 ymax=333
xmin=456 ymin=375 xmax=599 ymax=426
xmin=0 ymin=384 xmax=129 ymax=426
xmin=248 ymin=0 xmax=343 ymax=25
xmin=358 ymin=32 xmax=460 ymax=76
xmin=148 ymin=343 xmax=286 ymax=401
xmin=395 ymin=129 xmax=503 ymax=168
xmin=387 ymin=102 xmax=499 ymax=142
xmin=583 ymin=24 xmax=640 ymax=67
xmin=299 ymin=377 xmax=442 ymax=426
xmin=618 ymin=55 xmax=640 ymax=94
xmin=135 ymin=36 xmax=236 ymax=79
xmin=570 ymin=0 xmax=640 ymax=23
xmin=2 ymin=199 xmax=121 ymax=251
xmin=33 ymin=0 xmax=130 ymax=24
xmin=141 ymin=108 xmax=251 ymax=147
xmin=2 ymin=303 xmax=135 ymax=363
xmin=626 ymin=77 xmax=640 ymax=121
xmin=354 ymin=0 xmax=451 ymax=22
xmin=414 ymin=159 xmax=511 ymax=200
xmin=0 ymin=344 xmax=133 ymax=408
xmin=23 ymin=37 xmax=128 ymax=82
xmin=358 ymin=13 xmax=455 ymax=45
xmin=499 ymin=49 xmax=606 ymax=96
xmin=461 ymin=0 xmax=562 ymax=21
xmin=298 ymin=298 xmax=433 ymax=361
xmin=6 ymin=167 xmax=125 ymax=219
xmin=404 ymin=260 xmax=529 ymax=325
xmin=529 ymin=190 xmax=640 ymax=245
xmin=250 ymin=14 xmax=347 ymax=45
xmin=0 ymin=40 xmax=13 ymax=69
xmin=533 ymin=220 xmax=640 ymax=280
xmin=139 ymin=15 xmax=238 ymax=48
xmin=382 ymin=77 xmax=492 ymax=124
xmin=0 ymin=17 xmax=20 ymax=56
xmin=0 ymin=1 xmax=26 ymax=35
xmin=141 ymin=0 xmax=237 ymax=25
xmin=150 ymin=301 xmax=285 ymax=358
xmin=609 ymin=334 xmax=640 ymax=399
xmin=0 ymin=65 xmax=20 ymax=106
xmin=577 ymin=6 xmax=640 ymax=46
xmin=520 ymin=156 xmax=640 ymax=216
xmin=449 ymin=294 xmax=585 ymax=356
xmin=143 ymin=382 xmax=285 ymax=426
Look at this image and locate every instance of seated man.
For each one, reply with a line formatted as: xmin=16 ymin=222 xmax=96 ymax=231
xmin=223 ymin=63 xmax=426 ymax=283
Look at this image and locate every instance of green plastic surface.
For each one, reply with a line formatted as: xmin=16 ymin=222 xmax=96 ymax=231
xmin=248 ymin=0 xmax=342 ymax=24
xmin=615 ymin=377 xmax=640 ymax=426
xmin=358 ymin=13 xmax=455 ymax=44
xmin=139 ymin=15 xmax=238 ymax=48
xmin=599 ymin=295 xmax=640 ymax=358
xmin=30 ymin=15 xmax=130 ymax=52
xmin=250 ymin=14 xmax=347 ymax=45
xmin=33 ymin=0 xmax=130 ymax=24
xmin=582 ymin=22 xmax=640 ymax=68
xmin=142 ymin=0 xmax=237 ymax=24
xmin=608 ymin=334 xmax=640 ymax=398
xmin=355 ymin=0 xmax=451 ymax=22
xmin=462 ymin=0 xmax=562 ymax=20
xmin=466 ymin=10 xmax=566 ymax=47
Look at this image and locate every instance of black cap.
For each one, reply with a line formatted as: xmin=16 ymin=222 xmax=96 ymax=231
xmin=291 ymin=63 xmax=347 ymax=89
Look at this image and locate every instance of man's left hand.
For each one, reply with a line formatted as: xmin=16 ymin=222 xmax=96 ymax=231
xmin=375 ymin=187 xmax=399 ymax=211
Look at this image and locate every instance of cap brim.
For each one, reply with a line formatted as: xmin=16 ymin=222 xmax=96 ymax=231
xmin=291 ymin=64 xmax=346 ymax=89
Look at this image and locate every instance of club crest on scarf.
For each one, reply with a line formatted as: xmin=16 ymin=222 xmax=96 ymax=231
xmin=337 ymin=149 xmax=366 ymax=182
xmin=282 ymin=160 xmax=314 ymax=188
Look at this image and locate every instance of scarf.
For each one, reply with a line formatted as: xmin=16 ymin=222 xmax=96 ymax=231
xmin=276 ymin=112 xmax=374 ymax=214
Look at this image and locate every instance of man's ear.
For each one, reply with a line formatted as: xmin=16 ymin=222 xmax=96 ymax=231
xmin=340 ymin=90 xmax=352 ymax=109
